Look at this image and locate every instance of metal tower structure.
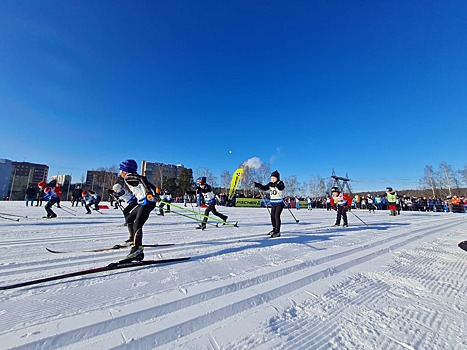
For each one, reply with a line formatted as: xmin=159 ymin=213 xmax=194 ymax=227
xmin=331 ymin=169 xmax=353 ymax=195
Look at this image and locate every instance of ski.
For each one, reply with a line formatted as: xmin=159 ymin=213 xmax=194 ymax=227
xmin=0 ymin=257 xmax=191 ymax=290
xmin=0 ymin=215 xmax=20 ymax=222
xmin=46 ymin=243 xmax=175 ymax=254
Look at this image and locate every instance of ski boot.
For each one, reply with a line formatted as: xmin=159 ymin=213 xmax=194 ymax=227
xmin=270 ymin=231 xmax=281 ymax=238
xmin=122 ymin=246 xmax=144 ymax=262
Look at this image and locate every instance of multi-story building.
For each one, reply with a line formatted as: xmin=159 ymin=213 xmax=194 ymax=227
xmin=0 ymin=158 xmax=14 ymax=199
xmin=51 ymin=175 xmax=72 ymax=186
xmin=7 ymin=162 xmax=49 ymax=200
xmin=141 ymin=161 xmax=192 ymax=190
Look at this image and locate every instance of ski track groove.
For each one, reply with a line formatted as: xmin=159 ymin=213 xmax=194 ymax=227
xmin=2 ymin=213 xmax=465 ymax=349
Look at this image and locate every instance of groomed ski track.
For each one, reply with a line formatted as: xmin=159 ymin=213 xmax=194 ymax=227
xmin=0 ymin=203 xmax=466 ymax=349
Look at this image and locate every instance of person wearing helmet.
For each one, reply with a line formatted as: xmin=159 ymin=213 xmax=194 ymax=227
xmin=254 ymin=170 xmax=285 ymax=238
xmin=37 ymin=181 xmax=59 ymax=218
xmin=195 ymin=176 xmax=228 ymax=230
xmin=385 ymin=187 xmax=398 ymax=216
xmin=158 ymin=189 xmax=172 ymax=216
xmin=330 ymin=186 xmax=352 ymax=227
xmin=118 ymin=159 xmax=158 ymax=262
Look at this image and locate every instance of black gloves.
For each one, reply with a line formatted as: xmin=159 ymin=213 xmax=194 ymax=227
xmin=253 ymin=182 xmax=261 ymax=188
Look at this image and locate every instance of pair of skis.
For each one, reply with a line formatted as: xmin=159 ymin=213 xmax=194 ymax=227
xmin=0 ymin=256 xmax=191 ymax=291
xmin=45 ymin=243 xmax=174 ymax=254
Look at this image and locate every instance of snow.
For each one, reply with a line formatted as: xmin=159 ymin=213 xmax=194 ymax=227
xmin=0 ymin=201 xmax=466 ymax=350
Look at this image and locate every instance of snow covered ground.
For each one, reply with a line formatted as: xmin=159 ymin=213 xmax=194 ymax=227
xmin=0 ymin=201 xmax=466 ymax=350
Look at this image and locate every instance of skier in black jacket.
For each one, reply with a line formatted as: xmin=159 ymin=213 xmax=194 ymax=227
xmin=194 ymin=177 xmax=228 ymax=230
xmin=118 ymin=159 xmax=158 ymax=262
xmin=254 ymin=170 xmax=285 ymax=238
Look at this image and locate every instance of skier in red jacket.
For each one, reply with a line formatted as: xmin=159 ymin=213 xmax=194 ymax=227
xmin=330 ymin=186 xmax=352 ymax=227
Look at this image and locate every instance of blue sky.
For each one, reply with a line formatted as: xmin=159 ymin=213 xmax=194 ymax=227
xmin=1 ymin=0 xmax=466 ymax=191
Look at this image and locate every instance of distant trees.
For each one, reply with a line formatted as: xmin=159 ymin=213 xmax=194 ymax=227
xmin=419 ymin=162 xmax=464 ymax=198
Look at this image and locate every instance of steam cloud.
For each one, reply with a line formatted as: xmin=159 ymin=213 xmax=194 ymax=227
xmin=242 ymin=157 xmax=262 ymax=169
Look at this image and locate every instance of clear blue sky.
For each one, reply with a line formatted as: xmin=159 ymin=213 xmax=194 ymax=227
xmin=1 ymin=0 xmax=466 ymax=191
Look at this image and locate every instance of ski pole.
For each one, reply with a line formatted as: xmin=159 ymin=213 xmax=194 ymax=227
xmin=160 ymin=201 xmax=237 ymax=227
xmin=349 ymin=210 xmax=369 ymax=226
xmin=282 ymin=199 xmax=300 ymax=223
xmin=258 ymin=190 xmax=271 ymax=215
xmin=0 ymin=212 xmax=28 ymax=218
xmin=57 ymin=206 xmax=77 ymax=216
xmin=164 ymin=208 xmax=218 ymax=227
xmin=0 ymin=215 xmax=20 ymax=222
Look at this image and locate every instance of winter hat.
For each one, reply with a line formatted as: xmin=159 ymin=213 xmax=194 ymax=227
xmin=38 ymin=181 xmax=47 ymax=187
xmin=270 ymin=170 xmax=280 ymax=180
xmin=119 ymin=159 xmax=138 ymax=173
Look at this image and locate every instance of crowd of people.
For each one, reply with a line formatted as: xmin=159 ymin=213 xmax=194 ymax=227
xmin=11 ymin=166 xmax=467 ymax=263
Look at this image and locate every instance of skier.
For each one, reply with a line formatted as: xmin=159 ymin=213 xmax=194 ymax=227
xmin=54 ymin=184 xmax=62 ymax=208
xmin=82 ymin=190 xmax=101 ymax=214
xmin=37 ymin=181 xmax=58 ymax=218
xmin=254 ymin=170 xmax=285 ymax=238
xmin=307 ymin=197 xmax=312 ymax=210
xmin=386 ymin=187 xmax=398 ymax=216
xmin=195 ymin=177 xmax=228 ymax=230
xmin=118 ymin=159 xmax=158 ymax=262
xmin=158 ymin=189 xmax=172 ymax=216
xmin=330 ymin=186 xmax=352 ymax=227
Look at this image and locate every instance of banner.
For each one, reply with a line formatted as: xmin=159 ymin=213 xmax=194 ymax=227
xmin=234 ymin=198 xmax=262 ymax=207
xmin=228 ymin=168 xmax=243 ymax=200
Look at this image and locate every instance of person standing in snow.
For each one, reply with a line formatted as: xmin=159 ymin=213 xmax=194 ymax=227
xmin=38 ymin=181 xmax=58 ymax=218
xmin=25 ymin=185 xmax=36 ymax=206
xmin=194 ymin=177 xmax=228 ymax=230
xmin=118 ymin=159 xmax=158 ymax=262
xmin=71 ymin=185 xmax=83 ymax=206
xmin=307 ymin=197 xmax=312 ymax=210
xmin=330 ymin=186 xmax=352 ymax=227
xmin=254 ymin=170 xmax=285 ymax=238
xmin=386 ymin=187 xmax=398 ymax=216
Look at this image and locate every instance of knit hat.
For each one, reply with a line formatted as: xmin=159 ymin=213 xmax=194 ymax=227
xmin=119 ymin=159 xmax=138 ymax=173
xmin=38 ymin=181 xmax=47 ymax=187
xmin=270 ymin=170 xmax=280 ymax=180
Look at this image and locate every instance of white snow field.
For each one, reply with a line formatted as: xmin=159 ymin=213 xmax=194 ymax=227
xmin=0 ymin=201 xmax=466 ymax=350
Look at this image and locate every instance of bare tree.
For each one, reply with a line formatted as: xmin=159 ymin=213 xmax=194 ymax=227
xmin=309 ymin=176 xmax=327 ymax=198
xmin=196 ymin=167 xmax=218 ymax=188
xmin=258 ymin=163 xmax=271 ymax=183
xmin=283 ymin=175 xmax=298 ymax=197
xmin=459 ymin=165 xmax=467 ymax=187
xmin=438 ymin=162 xmax=457 ymax=197
xmin=240 ymin=165 xmax=253 ymax=196
xmin=419 ymin=165 xmax=438 ymax=198
xmin=220 ymin=170 xmax=231 ymax=192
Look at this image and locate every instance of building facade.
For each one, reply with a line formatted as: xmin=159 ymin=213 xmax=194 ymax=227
xmin=141 ymin=161 xmax=193 ymax=196
xmin=7 ymin=162 xmax=49 ymax=200
xmin=0 ymin=158 xmax=14 ymax=200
